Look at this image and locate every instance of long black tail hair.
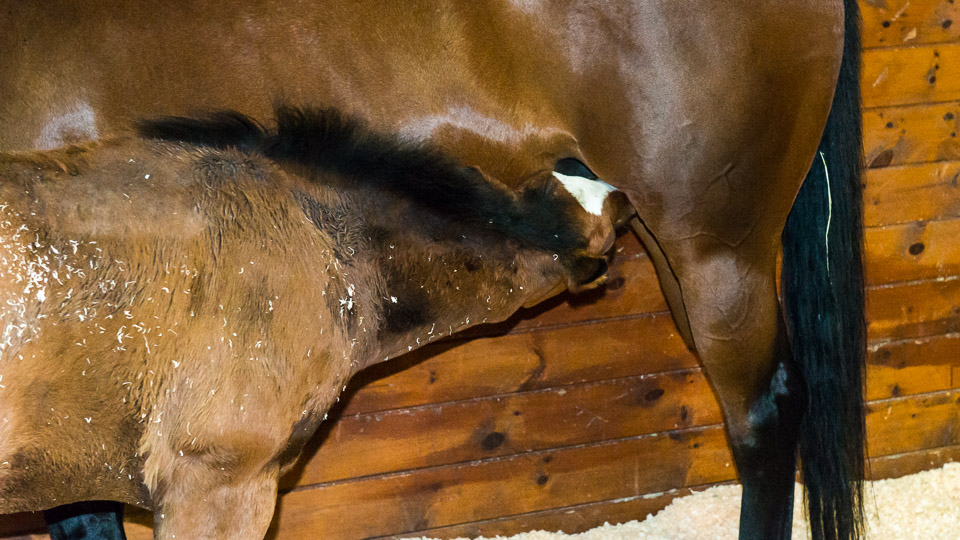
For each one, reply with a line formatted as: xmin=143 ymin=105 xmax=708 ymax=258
xmin=780 ymin=0 xmax=865 ymax=538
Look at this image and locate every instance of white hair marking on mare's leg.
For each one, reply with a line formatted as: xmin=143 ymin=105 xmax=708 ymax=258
xmin=552 ymin=171 xmax=616 ymax=216
xmin=820 ymin=151 xmax=832 ymax=275
xmin=35 ymin=101 xmax=99 ymax=150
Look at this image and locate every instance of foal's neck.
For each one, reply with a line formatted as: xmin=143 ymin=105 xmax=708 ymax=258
xmin=347 ymin=193 xmax=554 ymax=370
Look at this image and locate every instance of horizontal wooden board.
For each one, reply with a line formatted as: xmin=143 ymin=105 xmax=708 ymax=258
xmin=864 ymin=161 xmax=960 ymax=225
xmin=866 ymin=390 xmax=960 ymax=457
xmin=867 ymin=362 xmax=953 ymax=401
xmin=299 ymin=373 xmax=959 ymax=489
xmin=275 ymin=390 xmax=957 ymax=539
xmin=869 ymin=331 xmax=960 ymax=371
xmin=863 ymin=102 xmax=960 ymax=169
xmin=867 ymin=333 xmax=960 ymax=400
xmin=286 ymin=392 xmax=960 ymax=538
xmin=341 ymin=302 xmax=958 ymax=418
xmin=285 ymin=370 xmax=722 ymax=488
xmin=409 ymin=444 xmax=960 ymax=539
xmin=868 ymin=443 xmax=960 ymax=480
xmin=861 ymin=0 xmax=960 ymax=49
xmin=2 ymin=431 xmax=736 ymax=540
xmin=268 ymin=427 xmax=735 ymax=539
xmin=288 ymin=356 xmax=951 ymax=489
xmin=342 ymin=313 xmax=693 ymax=414
xmin=865 ymin=218 xmax=960 ymax=285
xmin=863 ymin=43 xmax=960 ymax=109
xmin=867 ymin=277 xmax=960 ymax=340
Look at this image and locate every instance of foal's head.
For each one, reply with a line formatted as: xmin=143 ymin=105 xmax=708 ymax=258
xmin=136 ymin=106 xmax=632 ymax=299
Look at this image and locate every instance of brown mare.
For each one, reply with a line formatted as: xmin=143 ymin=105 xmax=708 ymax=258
xmin=0 ymin=1 xmax=866 ymax=539
xmin=0 ymin=106 xmax=631 ymax=538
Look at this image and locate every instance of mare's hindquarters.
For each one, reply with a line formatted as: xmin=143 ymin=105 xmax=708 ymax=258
xmin=586 ymin=0 xmax=864 ymax=538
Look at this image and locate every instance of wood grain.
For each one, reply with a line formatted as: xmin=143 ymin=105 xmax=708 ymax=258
xmin=863 ymin=102 xmax=960 ymax=169
xmin=286 ymin=351 xmax=953 ymax=489
xmin=285 ymin=370 xmax=722 ymax=488
xmin=863 ymin=43 xmax=960 ymax=109
xmin=866 ymin=390 xmax=960 ymax=457
xmin=404 ymin=443 xmax=960 ymax=540
xmin=337 ymin=299 xmax=955 ymax=417
xmin=865 ymin=218 xmax=960 ymax=285
xmin=864 ymin=161 xmax=960 ymax=226
xmin=267 ymin=427 xmax=735 ymax=539
xmin=341 ymin=313 xmax=693 ymax=414
xmin=11 ymin=442 xmax=960 ymax=540
xmin=867 ymin=333 xmax=959 ymax=400
xmin=868 ymin=444 xmax=960 ymax=480
xmin=867 ymin=278 xmax=960 ymax=341
xmin=861 ymin=0 xmax=960 ymax=50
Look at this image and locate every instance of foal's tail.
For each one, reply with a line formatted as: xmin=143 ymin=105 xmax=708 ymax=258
xmin=780 ymin=0 xmax=865 ymax=538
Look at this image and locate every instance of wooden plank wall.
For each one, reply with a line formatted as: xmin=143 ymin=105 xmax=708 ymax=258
xmin=2 ymin=1 xmax=959 ymax=538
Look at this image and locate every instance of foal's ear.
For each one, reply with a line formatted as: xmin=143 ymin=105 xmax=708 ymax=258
xmin=460 ymin=166 xmax=484 ymax=179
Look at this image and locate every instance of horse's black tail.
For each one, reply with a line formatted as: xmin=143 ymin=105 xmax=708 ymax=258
xmin=780 ymin=0 xmax=865 ymax=538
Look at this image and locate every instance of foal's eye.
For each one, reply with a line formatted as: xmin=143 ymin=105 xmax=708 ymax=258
xmin=553 ymin=157 xmax=598 ymax=180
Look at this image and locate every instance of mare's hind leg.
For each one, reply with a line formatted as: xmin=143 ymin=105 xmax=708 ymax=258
xmin=630 ymin=217 xmax=696 ymax=351
xmin=666 ymin=246 xmax=804 ymax=540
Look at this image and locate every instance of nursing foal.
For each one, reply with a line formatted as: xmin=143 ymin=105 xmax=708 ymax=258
xmin=0 ymin=107 xmax=630 ymax=538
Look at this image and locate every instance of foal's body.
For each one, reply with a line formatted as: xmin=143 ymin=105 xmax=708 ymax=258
xmin=0 ymin=111 xmax=625 ymax=537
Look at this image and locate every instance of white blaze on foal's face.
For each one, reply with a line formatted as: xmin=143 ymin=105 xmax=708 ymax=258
xmin=552 ymin=171 xmax=616 ymax=216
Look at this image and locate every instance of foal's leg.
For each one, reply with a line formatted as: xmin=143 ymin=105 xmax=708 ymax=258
xmin=152 ymin=465 xmax=279 ymax=540
xmin=671 ymin=247 xmax=803 ymax=540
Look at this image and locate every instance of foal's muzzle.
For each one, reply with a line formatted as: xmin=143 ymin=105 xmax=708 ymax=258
xmin=566 ymin=254 xmax=611 ymax=291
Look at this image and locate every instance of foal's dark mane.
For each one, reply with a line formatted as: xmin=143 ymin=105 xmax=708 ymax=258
xmin=137 ymin=106 xmax=585 ymax=254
